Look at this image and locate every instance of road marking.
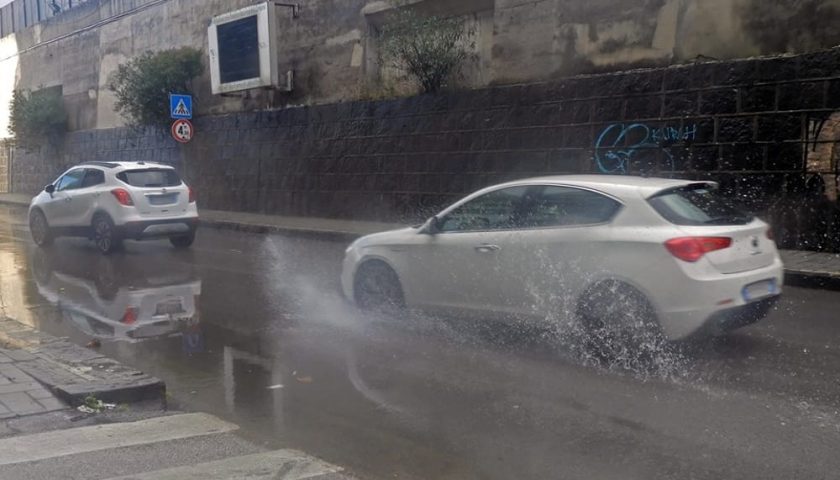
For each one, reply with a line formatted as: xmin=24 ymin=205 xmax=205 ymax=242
xmin=0 ymin=413 xmax=237 ymax=466
xmin=104 ymin=449 xmax=343 ymax=480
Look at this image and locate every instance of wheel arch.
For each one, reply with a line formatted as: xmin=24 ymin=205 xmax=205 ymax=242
xmin=576 ymin=275 xmax=661 ymax=320
xmin=352 ymin=255 xmax=406 ymax=304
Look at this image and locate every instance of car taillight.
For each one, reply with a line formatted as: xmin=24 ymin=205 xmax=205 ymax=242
xmin=111 ymin=188 xmax=134 ymax=206
xmin=188 ymin=186 xmax=196 ymax=203
xmin=766 ymin=227 xmax=775 ymax=241
xmin=120 ymin=307 xmax=138 ymax=325
xmin=664 ymin=237 xmax=732 ymax=263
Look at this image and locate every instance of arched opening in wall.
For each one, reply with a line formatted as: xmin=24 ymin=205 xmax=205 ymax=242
xmin=362 ymin=0 xmax=494 ymax=98
xmin=806 ymin=111 xmax=840 ymax=202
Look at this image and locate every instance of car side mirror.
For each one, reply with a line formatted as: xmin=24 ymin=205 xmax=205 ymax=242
xmin=422 ymin=216 xmax=442 ymax=235
xmin=44 ymin=184 xmax=55 ymax=195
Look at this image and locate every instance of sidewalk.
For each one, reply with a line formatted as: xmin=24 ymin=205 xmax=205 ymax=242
xmin=0 ymin=348 xmax=66 ymax=419
xmin=1 ymin=192 xmax=839 ymax=283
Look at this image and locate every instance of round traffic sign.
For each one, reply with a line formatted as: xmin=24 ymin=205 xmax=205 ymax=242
xmin=171 ymin=119 xmax=194 ymax=143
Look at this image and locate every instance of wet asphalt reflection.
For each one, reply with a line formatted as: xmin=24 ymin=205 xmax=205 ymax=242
xmin=0 ymin=206 xmax=839 ymax=479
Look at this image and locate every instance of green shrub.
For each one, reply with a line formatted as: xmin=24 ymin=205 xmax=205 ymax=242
xmin=109 ymin=48 xmax=204 ymax=128
xmin=8 ymin=88 xmax=67 ymax=150
xmin=378 ymin=9 xmax=475 ymax=94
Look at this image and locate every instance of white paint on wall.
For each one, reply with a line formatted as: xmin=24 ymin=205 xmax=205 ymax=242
xmin=326 ymin=29 xmax=362 ymax=47
xmin=350 ymin=42 xmax=364 ymax=67
xmin=0 ymin=35 xmax=19 ymax=139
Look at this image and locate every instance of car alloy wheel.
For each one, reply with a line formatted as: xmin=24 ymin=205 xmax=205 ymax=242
xmin=354 ymin=261 xmax=405 ymax=312
xmin=577 ymin=281 xmax=666 ymax=364
xmin=93 ymin=215 xmax=120 ymax=255
xmin=29 ymin=210 xmax=53 ymax=247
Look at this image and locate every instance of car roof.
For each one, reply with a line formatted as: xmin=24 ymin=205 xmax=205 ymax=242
xmin=79 ymin=161 xmax=175 ymax=171
xmin=498 ymin=175 xmax=712 ymax=198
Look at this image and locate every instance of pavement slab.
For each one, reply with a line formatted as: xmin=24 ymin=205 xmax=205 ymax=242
xmin=0 ymin=316 xmax=164 ymax=406
xmin=0 ymin=347 xmax=67 ymax=419
xmin=104 ymin=449 xmax=344 ymax=480
xmin=0 ymin=412 xmax=237 ymax=466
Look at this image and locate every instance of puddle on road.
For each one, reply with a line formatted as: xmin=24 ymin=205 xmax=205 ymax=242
xmin=1 ymin=209 xmax=840 ymax=478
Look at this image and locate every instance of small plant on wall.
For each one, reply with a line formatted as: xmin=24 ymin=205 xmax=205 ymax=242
xmin=108 ymin=47 xmax=204 ymax=129
xmin=377 ymin=8 xmax=475 ymax=94
xmin=8 ymin=88 xmax=67 ymax=151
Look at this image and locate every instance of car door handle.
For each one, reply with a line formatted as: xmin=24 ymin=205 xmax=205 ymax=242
xmin=474 ymin=244 xmax=501 ymax=253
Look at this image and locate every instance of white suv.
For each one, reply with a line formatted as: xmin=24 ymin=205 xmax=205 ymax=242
xmin=29 ymin=161 xmax=198 ymax=254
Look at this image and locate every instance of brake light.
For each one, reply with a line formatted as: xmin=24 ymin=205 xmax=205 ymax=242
xmin=120 ymin=307 xmax=138 ymax=325
xmin=766 ymin=227 xmax=775 ymax=241
xmin=188 ymin=186 xmax=196 ymax=203
xmin=664 ymin=237 xmax=732 ymax=263
xmin=111 ymin=188 xmax=134 ymax=206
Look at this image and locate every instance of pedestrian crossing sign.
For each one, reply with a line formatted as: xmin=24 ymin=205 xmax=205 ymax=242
xmin=169 ymin=94 xmax=193 ymax=119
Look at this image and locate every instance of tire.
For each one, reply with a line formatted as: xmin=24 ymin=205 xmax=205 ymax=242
xmin=29 ymin=209 xmax=53 ymax=247
xmin=576 ymin=281 xmax=666 ymax=361
xmin=92 ymin=214 xmax=122 ymax=255
xmin=353 ymin=261 xmax=405 ymax=312
xmin=170 ymin=231 xmax=195 ymax=249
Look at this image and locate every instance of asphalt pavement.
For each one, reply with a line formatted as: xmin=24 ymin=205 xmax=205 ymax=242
xmin=0 ymin=206 xmax=839 ymax=479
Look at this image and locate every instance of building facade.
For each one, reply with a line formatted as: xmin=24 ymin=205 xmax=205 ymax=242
xmin=2 ymin=0 xmax=840 ymax=135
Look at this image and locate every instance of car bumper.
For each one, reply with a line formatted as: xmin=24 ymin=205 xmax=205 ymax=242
xmin=654 ymin=257 xmax=784 ymax=340
xmin=119 ymin=217 xmax=198 ymax=240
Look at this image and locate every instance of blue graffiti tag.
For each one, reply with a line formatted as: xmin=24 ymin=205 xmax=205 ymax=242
xmin=594 ymin=123 xmax=698 ymax=174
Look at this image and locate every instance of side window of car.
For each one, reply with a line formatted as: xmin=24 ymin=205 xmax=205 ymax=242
xmin=81 ymin=169 xmax=105 ymax=188
xmin=439 ymin=186 xmax=529 ymax=232
xmin=55 ymin=170 xmax=86 ymax=192
xmin=520 ymin=186 xmax=622 ymax=228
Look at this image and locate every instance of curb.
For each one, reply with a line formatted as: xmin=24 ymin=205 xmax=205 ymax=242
xmin=198 ymin=218 xmax=361 ymax=242
xmin=0 ymin=317 xmax=165 ymax=407
xmin=784 ymin=270 xmax=840 ymax=291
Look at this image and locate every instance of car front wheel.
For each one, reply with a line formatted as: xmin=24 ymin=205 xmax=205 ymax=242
xmin=29 ymin=210 xmax=53 ymax=247
xmin=354 ymin=261 xmax=405 ymax=312
xmin=92 ymin=214 xmax=122 ymax=255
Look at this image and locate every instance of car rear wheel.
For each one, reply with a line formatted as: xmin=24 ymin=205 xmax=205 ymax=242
xmin=92 ymin=214 xmax=122 ymax=255
xmin=576 ymin=281 xmax=666 ymax=360
xmin=29 ymin=210 xmax=53 ymax=247
xmin=170 ymin=231 xmax=195 ymax=249
xmin=354 ymin=261 xmax=405 ymax=312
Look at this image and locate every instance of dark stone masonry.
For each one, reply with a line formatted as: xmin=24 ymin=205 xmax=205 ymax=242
xmin=12 ymin=47 xmax=840 ymax=250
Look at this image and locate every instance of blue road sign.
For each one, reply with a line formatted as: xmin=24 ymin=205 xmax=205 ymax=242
xmin=170 ymin=94 xmax=193 ymax=119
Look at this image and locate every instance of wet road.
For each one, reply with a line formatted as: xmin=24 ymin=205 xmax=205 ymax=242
xmin=1 ymin=206 xmax=840 ymax=479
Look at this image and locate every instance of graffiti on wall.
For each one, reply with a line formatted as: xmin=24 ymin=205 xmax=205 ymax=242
xmin=594 ymin=123 xmax=698 ymax=174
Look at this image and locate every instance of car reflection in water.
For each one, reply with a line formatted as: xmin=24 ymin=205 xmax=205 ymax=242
xmin=31 ymin=248 xmax=202 ymax=348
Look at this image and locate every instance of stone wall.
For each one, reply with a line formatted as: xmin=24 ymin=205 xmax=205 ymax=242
xmin=12 ymin=48 xmax=840 ymax=250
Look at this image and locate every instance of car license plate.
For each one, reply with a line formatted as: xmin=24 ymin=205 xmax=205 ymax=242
xmin=742 ymin=279 xmax=777 ymax=302
xmin=148 ymin=193 xmax=178 ymax=205
xmin=155 ymin=300 xmax=184 ymax=315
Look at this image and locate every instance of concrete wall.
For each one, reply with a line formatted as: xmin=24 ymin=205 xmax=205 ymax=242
xmin=4 ymin=0 xmax=840 ymax=135
xmin=12 ymin=47 xmax=840 ymax=251
xmin=0 ymin=140 xmax=10 ymax=193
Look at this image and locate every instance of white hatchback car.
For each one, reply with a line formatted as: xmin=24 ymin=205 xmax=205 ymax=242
xmin=29 ymin=161 xmax=198 ymax=254
xmin=342 ymin=176 xmax=783 ymax=342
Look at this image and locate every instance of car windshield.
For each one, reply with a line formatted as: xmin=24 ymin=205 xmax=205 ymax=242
xmin=117 ymin=169 xmax=182 ymax=188
xmin=648 ymin=184 xmax=754 ymax=226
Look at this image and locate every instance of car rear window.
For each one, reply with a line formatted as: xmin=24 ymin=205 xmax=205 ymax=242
xmin=648 ymin=184 xmax=753 ymax=226
xmin=117 ymin=169 xmax=182 ymax=188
